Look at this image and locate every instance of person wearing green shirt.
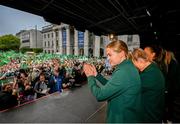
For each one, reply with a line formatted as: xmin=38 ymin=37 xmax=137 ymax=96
xmin=132 ymin=48 xmax=165 ymax=122
xmin=83 ymin=40 xmax=143 ymax=123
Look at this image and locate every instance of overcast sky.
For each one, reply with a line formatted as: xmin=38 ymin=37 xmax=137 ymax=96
xmin=0 ymin=5 xmax=50 ymax=36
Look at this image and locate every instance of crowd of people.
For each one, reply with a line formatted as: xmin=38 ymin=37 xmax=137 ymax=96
xmin=1 ymin=40 xmax=180 ymax=123
xmin=0 ymin=57 xmax=108 ymax=111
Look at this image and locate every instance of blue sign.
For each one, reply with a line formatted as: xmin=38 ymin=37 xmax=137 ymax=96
xmin=62 ymin=29 xmax=66 ymax=48
xmin=78 ymin=31 xmax=84 ymax=48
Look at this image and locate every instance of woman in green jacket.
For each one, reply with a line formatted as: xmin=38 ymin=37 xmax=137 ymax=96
xmin=132 ymin=48 xmax=165 ymax=122
xmin=83 ymin=40 xmax=143 ymax=123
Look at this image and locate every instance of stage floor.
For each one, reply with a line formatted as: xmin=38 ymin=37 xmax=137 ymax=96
xmin=0 ymin=84 xmax=106 ymax=123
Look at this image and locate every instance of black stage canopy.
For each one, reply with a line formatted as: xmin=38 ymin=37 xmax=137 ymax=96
xmin=0 ymin=0 xmax=180 ymax=51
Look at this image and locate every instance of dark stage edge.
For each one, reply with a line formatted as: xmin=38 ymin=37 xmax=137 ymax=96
xmin=0 ymin=84 xmax=106 ymax=123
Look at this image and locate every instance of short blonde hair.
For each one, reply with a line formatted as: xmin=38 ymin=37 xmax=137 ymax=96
xmin=106 ymin=40 xmax=128 ymax=55
xmin=132 ymin=48 xmax=148 ymax=61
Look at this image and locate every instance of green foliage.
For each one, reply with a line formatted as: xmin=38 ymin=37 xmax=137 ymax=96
xmin=20 ymin=47 xmax=43 ymax=53
xmin=19 ymin=47 xmax=32 ymax=53
xmin=0 ymin=34 xmax=20 ymax=51
xmin=33 ymin=48 xmax=43 ymax=53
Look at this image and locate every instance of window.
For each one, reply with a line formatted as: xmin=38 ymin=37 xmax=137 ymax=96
xmin=48 ymin=34 xmax=50 ymax=38
xmin=44 ymin=34 xmax=46 ymax=39
xmin=56 ymin=40 xmax=58 ymax=46
xmin=22 ymin=40 xmax=30 ymax=43
xmin=48 ymin=41 xmax=50 ymax=47
xmin=127 ymin=35 xmax=133 ymax=44
xmin=56 ymin=32 xmax=58 ymax=37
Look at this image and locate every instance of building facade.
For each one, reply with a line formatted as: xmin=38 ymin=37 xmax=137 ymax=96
xmin=42 ymin=23 xmax=94 ymax=56
xmin=42 ymin=23 xmax=140 ymax=57
xmin=16 ymin=29 xmax=43 ymax=49
xmin=118 ymin=35 xmax=140 ymax=51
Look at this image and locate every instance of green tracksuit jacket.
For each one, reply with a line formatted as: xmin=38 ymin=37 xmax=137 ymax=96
xmin=87 ymin=60 xmax=143 ymax=123
xmin=140 ymin=63 xmax=165 ymax=122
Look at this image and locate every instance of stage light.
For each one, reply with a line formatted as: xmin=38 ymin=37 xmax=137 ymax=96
xmin=110 ymin=34 xmax=114 ymax=39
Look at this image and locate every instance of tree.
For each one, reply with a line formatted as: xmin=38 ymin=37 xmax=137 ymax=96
xmin=20 ymin=47 xmax=43 ymax=54
xmin=32 ymin=48 xmax=43 ymax=53
xmin=19 ymin=47 xmax=33 ymax=53
xmin=0 ymin=34 xmax=20 ymax=51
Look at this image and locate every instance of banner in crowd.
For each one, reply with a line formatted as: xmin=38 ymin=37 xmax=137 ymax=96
xmin=62 ymin=29 xmax=66 ymax=48
xmin=0 ymin=50 xmax=89 ymax=68
xmin=78 ymin=31 xmax=84 ymax=48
